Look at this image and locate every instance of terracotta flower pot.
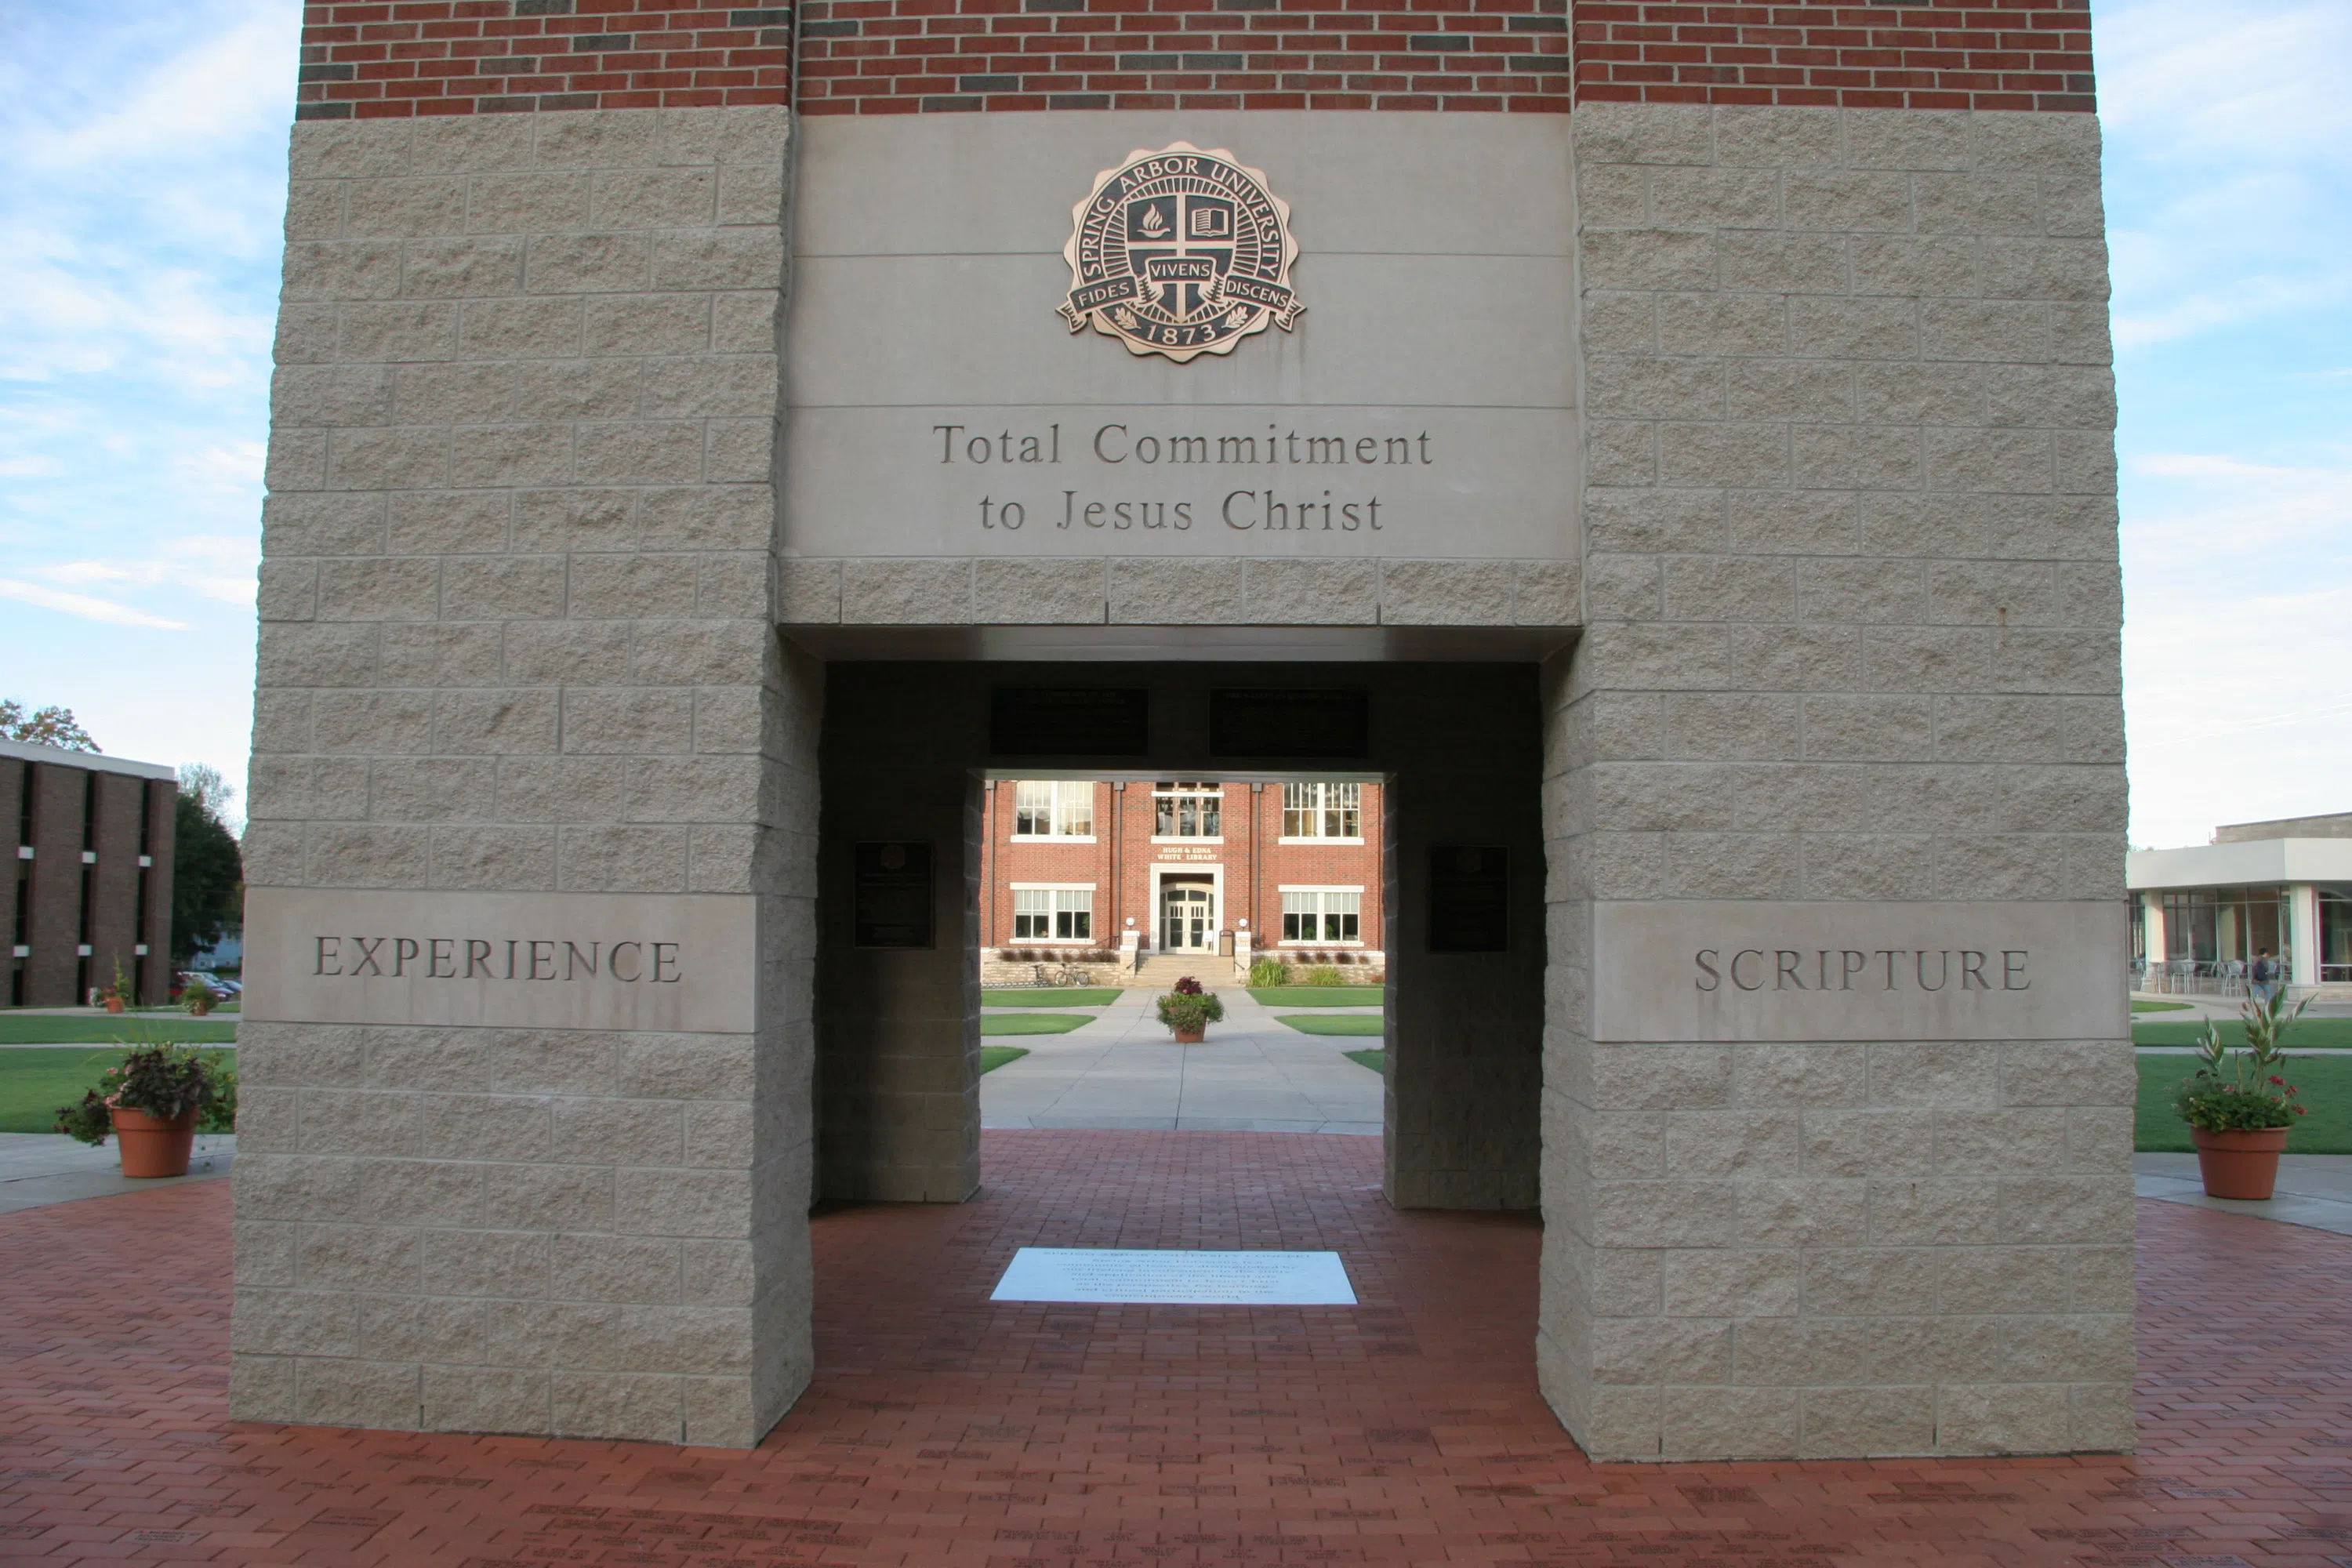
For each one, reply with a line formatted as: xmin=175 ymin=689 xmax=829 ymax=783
xmin=187 ymin=994 xmax=212 ymax=1017
xmin=1173 ymin=1027 xmax=1205 ymax=1044
xmin=2190 ymin=1124 xmax=2289 ymax=1200
xmin=104 ymin=996 xmax=125 ymax=1014
xmin=110 ymin=1106 xmax=199 ymax=1178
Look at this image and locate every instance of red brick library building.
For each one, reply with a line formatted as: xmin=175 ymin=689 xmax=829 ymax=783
xmin=979 ymin=779 xmax=1383 ymax=976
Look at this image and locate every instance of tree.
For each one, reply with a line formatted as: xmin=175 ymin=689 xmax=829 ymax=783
xmin=0 ymin=699 xmax=99 ymax=752
xmin=172 ymin=766 xmax=244 ymax=967
xmin=177 ymin=764 xmax=241 ymax=833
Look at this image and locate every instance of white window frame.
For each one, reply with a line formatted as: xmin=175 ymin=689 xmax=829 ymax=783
xmin=1150 ymin=780 xmax=1224 ymax=844
xmin=1278 ymin=782 xmax=1364 ymax=844
xmin=1010 ymin=883 xmax=1096 ymax=943
xmin=1277 ymin=884 xmax=1364 ymax=946
xmin=1009 ymin=780 xmax=1096 ymax=841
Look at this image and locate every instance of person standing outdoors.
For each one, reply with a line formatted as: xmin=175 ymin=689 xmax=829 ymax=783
xmin=2251 ymin=947 xmax=2281 ymax=1007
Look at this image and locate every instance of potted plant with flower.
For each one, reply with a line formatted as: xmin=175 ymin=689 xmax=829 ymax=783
xmin=178 ymin=975 xmax=216 ymax=1017
xmin=54 ymin=1043 xmax=237 ymax=1178
xmin=2172 ymin=989 xmax=2311 ymax=1200
xmin=95 ymin=957 xmax=132 ymax=1014
xmin=1155 ymin=976 xmax=1225 ymax=1044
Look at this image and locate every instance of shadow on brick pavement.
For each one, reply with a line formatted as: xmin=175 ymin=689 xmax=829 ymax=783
xmin=2 ymin=1129 xmax=2349 ymax=1565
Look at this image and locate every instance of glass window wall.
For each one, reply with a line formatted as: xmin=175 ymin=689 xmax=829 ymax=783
xmin=2157 ymin=885 xmax=2289 ymax=979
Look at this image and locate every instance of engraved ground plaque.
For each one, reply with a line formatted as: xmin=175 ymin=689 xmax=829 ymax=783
xmin=990 ymin=1248 xmax=1357 ymax=1305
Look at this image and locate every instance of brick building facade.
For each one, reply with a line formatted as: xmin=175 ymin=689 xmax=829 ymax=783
xmin=979 ymin=777 xmax=1384 ymax=974
xmin=2 ymin=741 xmax=177 ymax=1009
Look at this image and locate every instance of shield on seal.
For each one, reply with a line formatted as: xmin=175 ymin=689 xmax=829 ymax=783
xmin=1058 ymin=143 xmax=1304 ymax=363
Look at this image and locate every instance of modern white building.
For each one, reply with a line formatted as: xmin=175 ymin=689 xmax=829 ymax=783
xmin=2127 ymin=812 xmax=2352 ymax=996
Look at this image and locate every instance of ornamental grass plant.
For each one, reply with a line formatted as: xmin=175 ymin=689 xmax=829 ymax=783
xmin=2172 ymin=989 xmax=2312 ymax=1134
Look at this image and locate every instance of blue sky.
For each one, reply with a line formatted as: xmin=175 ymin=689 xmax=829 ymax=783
xmin=0 ymin=0 xmax=2345 ymax=847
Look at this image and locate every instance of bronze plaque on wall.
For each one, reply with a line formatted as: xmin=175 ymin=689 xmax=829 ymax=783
xmin=854 ymin=841 xmax=934 ymax=949
xmin=1428 ymin=845 xmax=1508 ymax=953
xmin=990 ymin=688 xmax=1149 ymax=756
xmin=1210 ymin=688 xmax=1369 ymax=759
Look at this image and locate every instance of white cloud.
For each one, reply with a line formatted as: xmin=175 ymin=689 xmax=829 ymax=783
xmin=2097 ymin=3 xmax=2352 ymax=158
xmin=13 ymin=14 xmax=295 ymax=176
xmin=2122 ymin=450 xmax=2352 ymax=845
xmin=2125 ymin=452 xmax=2352 ymax=551
xmin=2096 ymin=2 xmax=2352 ymax=350
xmin=171 ymin=439 xmax=267 ymax=496
xmin=0 ymin=579 xmax=191 ymax=630
xmin=30 ymin=534 xmax=259 ymax=608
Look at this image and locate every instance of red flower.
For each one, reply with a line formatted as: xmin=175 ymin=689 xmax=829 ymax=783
xmin=2270 ymin=1076 xmax=2285 ymax=1086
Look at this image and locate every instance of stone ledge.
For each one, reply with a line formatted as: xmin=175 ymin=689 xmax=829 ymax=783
xmin=772 ymin=558 xmax=1584 ymax=628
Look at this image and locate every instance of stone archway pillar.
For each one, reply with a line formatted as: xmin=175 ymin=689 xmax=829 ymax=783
xmin=1540 ymin=104 xmax=2136 ymax=1461
xmin=233 ymin=106 xmax=817 ymax=1447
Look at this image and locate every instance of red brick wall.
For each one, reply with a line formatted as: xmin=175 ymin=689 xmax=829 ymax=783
xmin=798 ymin=0 xmax=1568 ymax=115
xmin=296 ymin=2 xmax=793 ymax=119
xmin=294 ymin=0 xmax=2091 ymax=118
xmin=1244 ymin=784 xmax=1383 ymax=958
xmin=1572 ymin=2 xmax=2095 ymax=111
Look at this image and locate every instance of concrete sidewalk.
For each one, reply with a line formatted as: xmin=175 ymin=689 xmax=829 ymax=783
xmin=982 ymin=985 xmax=1382 ymax=1133
xmin=2134 ymin=1150 xmax=2352 ymax=1237
xmin=0 ymin=1131 xmax=236 ymax=1215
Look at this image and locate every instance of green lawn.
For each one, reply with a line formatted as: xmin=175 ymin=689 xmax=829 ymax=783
xmin=2134 ymin=1016 xmax=2352 ymax=1049
xmin=0 ymin=1015 xmax=238 ymax=1046
xmin=1345 ymin=1048 xmax=1385 ymax=1074
xmin=982 ymin=988 xmax=1122 ymax=1008
xmin=2136 ymin=1054 xmax=2352 ymax=1154
xmin=1249 ymin=985 xmax=1385 ymax=1008
xmin=2131 ymin=1000 xmax=2192 ymax=1014
xmin=979 ymin=1013 xmax=1089 ymax=1036
xmin=0 ymin=1047 xmax=238 ymax=1135
xmin=980 ymin=1046 xmax=1029 ymax=1074
xmin=1276 ymin=1013 xmax=1386 ymax=1037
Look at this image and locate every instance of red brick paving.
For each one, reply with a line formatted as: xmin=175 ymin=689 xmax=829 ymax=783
xmin=5 ymin=1131 xmax=2352 ymax=1564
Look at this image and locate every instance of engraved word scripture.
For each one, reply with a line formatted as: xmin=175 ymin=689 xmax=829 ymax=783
xmin=1694 ymin=947 xmax=2031 ymax=993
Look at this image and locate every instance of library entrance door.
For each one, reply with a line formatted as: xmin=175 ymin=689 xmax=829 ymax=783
xmin=1160 ymin=879 xmax=1215 ymax=953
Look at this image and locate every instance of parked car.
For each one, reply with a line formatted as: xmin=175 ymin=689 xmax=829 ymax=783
xmin=176 ymin=971 xmax=241 ymax=1000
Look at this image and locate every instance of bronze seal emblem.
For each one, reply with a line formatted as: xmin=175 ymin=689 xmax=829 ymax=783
xmin=1058 ymin=143 xmax=1304 ymax=363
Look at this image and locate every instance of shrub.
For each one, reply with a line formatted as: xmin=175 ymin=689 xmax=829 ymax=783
xmin=2174 ymin=991 xmax=2312 ymax=1133
xmin=1248 ymin=958 xmax=1290 ymax=987
xmin=1301 ymin=966 xmax=1347 ymax=986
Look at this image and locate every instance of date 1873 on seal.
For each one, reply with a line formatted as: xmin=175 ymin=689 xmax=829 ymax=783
xmin=1058 ymin=143 xmax=1305 ymax=364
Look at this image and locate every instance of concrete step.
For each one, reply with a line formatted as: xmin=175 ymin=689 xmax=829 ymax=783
xmin=1124 ymin=954 xmax=1235 ymax=988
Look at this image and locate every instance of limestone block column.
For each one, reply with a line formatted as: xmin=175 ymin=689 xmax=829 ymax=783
xmin=1544 ymin=104 xmax=2135 ymax=1461
xmin=234 ymin=107 xmax=812 ymax=1446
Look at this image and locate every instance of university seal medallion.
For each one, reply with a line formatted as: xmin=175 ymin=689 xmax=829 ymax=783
xmin=1058 ymin=143 xmax=1303 ymax=363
